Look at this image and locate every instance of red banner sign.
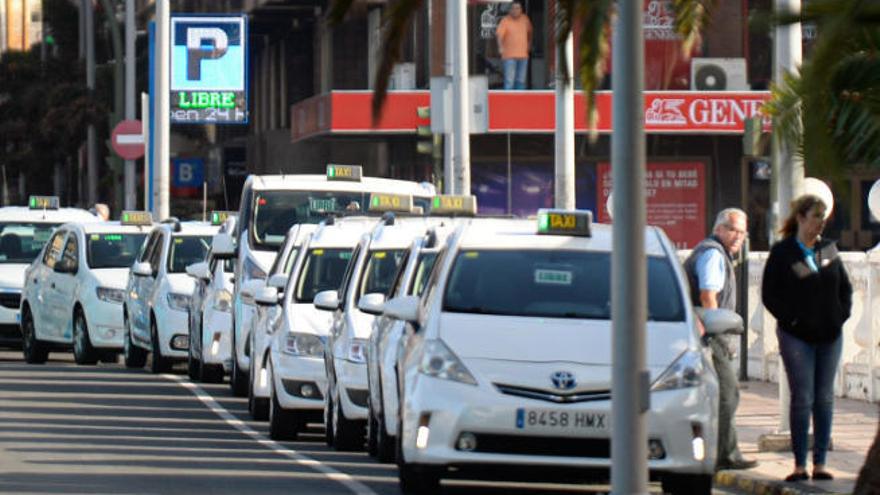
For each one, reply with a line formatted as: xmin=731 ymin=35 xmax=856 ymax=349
xmin=597 ymin=162 xmax=706 ymax=249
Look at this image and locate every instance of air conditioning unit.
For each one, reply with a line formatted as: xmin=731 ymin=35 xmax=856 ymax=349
xmin=691 ymin=58 xmax=748 ymax=91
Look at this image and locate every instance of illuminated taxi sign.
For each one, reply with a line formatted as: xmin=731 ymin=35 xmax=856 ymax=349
xmin=430 ymin=195 xmax=477 ymax=216
xmin=326 ymin=164 xmax=362 ymax=182
xmin=29 ymin=196 xmax=59 ymax=210
xmin=536 ymin=209 xmax=592 ymax=237
xmin=121 ymin=211 xmax=153 ymax=226
xmin=368 ymin=193 xmax=414 ymax=213
xmin=210 ymin=210 xmax=236 ymax=226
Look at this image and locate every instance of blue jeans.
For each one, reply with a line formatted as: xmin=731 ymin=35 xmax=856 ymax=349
xmin=777 ymin=328 xmax=843 ymax=467
xmin=502 ymin=58 xmax=528 ymax=90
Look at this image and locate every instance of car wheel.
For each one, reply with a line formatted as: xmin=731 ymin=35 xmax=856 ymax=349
xmin=123 ymin=313 xmax=146 ymax=368
xmin=229 ymin=332 xmax=248 ymax=396
xmin=21 ymin=308 xmax=49 ymax=364
xmin=248 ymin=366 xmax=269 ymax=420
xmin=377 ymin=407 xmax=396 ymax=463
xmin=73 ymin=310 xmax=98 ymax=365
xmin=397 ymin=429 xmax=441 ymax=495
xmin=333 ymin=392 xmax=365 ymax=452
xmin=661 ymin=473 xmax=712 ymax=495
xmin=269 ymin=386 xmax=299 ymax=441
xmin=324 ymin=393 xmax=335 ymax=447
xmin=150 ymin=319 xmax=171 ymax=374
xmin=187 ymin=328 xmax=201 ymax=380
xmin=367 ymin=400 xmax=379 ymax=457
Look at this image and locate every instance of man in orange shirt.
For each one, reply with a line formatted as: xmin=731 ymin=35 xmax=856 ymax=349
xmin=495 ymin=0 xmax=532 ymax=90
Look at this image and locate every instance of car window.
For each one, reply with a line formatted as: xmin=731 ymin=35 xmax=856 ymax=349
xmin=442 ymin=250 xmax=685 ymax=322
xmin=148 ymin=233 xmax=164 ymax=273
xmin=338 ymin=244 xmax=362 ymax=303
xmin=410 ymin=252 xmax=438 ymax=296
xmin=61 ymin=236 xmax=78 ymax=272
xmin=358 ymin=249 xmax=406 ymax=299
xmin=388 ymin=249 xmax=412 ymax=297
xmin=295 ymin=248 xmax=354 ymax=303
xmin=139 ymin=231 xmax=159 ymax=262
xmin=0 ymin=222 xmax=60 ymax=264
xmin=42 ymin=231 xmax=66 ymax=269
xmin=167 ymin=236 xmax=211 ymax=273
xmin=87 ymin=233 xmax=148 ymax=269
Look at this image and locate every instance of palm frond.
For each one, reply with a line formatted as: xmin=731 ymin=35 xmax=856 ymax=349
xmin=566 ymin=0 xmax=612 ymax=135
xmin=672 ymin=0 xmax=715 ymax=56
xmin=370 ymin=0 xmax=425 ymax=124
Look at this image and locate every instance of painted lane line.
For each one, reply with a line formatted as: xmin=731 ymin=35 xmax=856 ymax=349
xmin=163 ymin=374 xmax=377 ymax=495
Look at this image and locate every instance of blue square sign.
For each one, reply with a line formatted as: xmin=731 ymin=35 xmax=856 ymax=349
xmin=173 ymin=158 xmax=205 ymax=188
xmin=170 ymin=15 xmax=248 ymax=124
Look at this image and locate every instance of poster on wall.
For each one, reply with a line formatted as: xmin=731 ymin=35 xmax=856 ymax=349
xmin=597 ymin=162 xmax=706 ymax=249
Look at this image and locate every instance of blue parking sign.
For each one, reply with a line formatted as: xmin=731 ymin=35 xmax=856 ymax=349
xmin=173 ymin=158 xmax=205 ymax=188
xmin=170 ymin=15 xmax=248 ymax=124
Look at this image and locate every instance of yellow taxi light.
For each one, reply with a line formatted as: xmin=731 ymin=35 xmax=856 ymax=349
xmin=536 ymin=209 xmax=592 ymax=237
xmin=326 ymin=164 xmax=362 ymax=182
xmin=430 ymin=195 xmax=477 ymax=216
xmin=211 ymin=210 xmax=236 ymax=226
xmin=368 ymin=193 xmax=414 ymax=213
xmin=29 ymin=196 xmax=59 ymax=210
xmin=121 ymin=210 xmax=153 ymax=226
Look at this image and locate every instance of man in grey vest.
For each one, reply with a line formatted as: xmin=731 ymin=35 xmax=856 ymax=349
xmin=684 ymin=208 xmax=757 ymax=471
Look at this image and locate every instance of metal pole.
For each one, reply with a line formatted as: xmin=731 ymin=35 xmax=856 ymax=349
xmin=124 ymin=0 xmax=136 ymax=210
xmin=451 ymin=0 xmax=470 ymax=195
xmin=142 ymin=92 xmax=150 ymax=210
xmin=611 ymin=0 xmax=647 ymax=493
xmin=84 ymin=0 xmax=97 ymax=205
xmin=154 ymin=0 xmax=170 ymax=220
xmin=554 ymin=25 xmax=574 ymax=209
xmin=772 ymin=0 xmax=803 ymax=433
xmin=443 ymin=0 xmax=454 ymax=194
xmin=738 ymin=238 xmax=750 ymax=381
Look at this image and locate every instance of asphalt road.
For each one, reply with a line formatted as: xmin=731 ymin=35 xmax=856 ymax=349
xmin=0 ymin=350 xmax=739 ymax=495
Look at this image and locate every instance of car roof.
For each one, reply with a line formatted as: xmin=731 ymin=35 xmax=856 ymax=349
xmin=281 ymin=223 xmax=317 ymax=248
xmin=308 ymin=216 xmax=376 ymax=249
xmin=454 ymin=218 xmax=670 ymax=256
xmin=245 ymin=174 xmax=436 ymax=197
xmin=367 ymin=216 xmax=455 ymax=251
xmin=153 ymin=221 xmax=219 ymax=236
xmin=0 ymin=207 xmax=99 ymax=223
xmin=63 ymin=221 xmax=155 ymax=235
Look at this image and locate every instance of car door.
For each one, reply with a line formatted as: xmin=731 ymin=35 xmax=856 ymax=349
xmin=48 ymin=233 xmax=81 ymax=341
xmin=130 ymin=231 xmax=160 ymax=342
xmin=143 ymin=232 xmax=166 ymax=342
xmin=29 ymin=230 xmax=66 ymax=340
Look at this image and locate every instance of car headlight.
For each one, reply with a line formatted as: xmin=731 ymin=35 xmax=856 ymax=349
xmin=346 ymin=338 xmax=368 ymax=364
xmin=96 ymin=287 xmax=125 ymax=304
xmin=241 ymin=256 xmax=267 ymax=283
xmin=283 ymin=332 xmax=325 ymax=357
xmin=651 ymin=350 xmax=706 ymax=392
xmin=418 ymin=339 xmax=477 ymax=385
xmin=212 ymin=289 xmax=232 ymax=312
xmin=167 ymin=292 xmax=192 ymax=312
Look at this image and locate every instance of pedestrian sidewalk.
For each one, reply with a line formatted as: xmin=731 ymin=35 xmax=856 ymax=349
xmin=714 ymin=380 xmax=878 ymax=495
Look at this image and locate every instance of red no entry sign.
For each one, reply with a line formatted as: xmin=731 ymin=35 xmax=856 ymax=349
xmin=111 ymin=119 xmax=145 ymax=160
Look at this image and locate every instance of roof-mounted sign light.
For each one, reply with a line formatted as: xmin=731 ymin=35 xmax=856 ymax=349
xmin=29 ymin=196 xmax=60 ymax=210
xmin=537 ymin=209 xmax=593 ymax=237
xmin=121 ymin=211 xmax=154 ymax=226
xmin=326 ymin=164 xmax=362 ymax=182
xmin=430 ymin=195 xmax=477 ymax=216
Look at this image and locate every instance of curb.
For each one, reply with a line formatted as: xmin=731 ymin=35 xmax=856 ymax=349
xmin=714 ymin=471 xmax=852 ymax=495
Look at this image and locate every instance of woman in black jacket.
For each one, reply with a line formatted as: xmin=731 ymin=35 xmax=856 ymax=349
xmin=762 ymin=194 xmax=852 ymax=482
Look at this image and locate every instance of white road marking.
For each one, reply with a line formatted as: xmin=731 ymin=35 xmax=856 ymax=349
xmin=163 ymin=374 xmax=378 ymax=495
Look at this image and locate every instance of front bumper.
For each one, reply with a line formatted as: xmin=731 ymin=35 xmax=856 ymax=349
xmin=154 ymin=306 xmax=189 ymax=358
xmin=85 ymin=298 xmax=126 ymax=349
xmin=401 ymin=376 xmax=717 ymax=475
xmin=201 ymin=309 xmax=232 ymax=367
xmin=335 ymin=358 xmax=368 ymax=420
xmin=272 ymin=351 xmax=327 ymax=411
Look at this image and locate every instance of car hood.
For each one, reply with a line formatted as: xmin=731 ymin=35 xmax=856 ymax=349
xmin=166 ymin=273 xmax=195 ymax=295
xmin=251 ymin=251 xmax=276 ymax=274
xmin=0 ymin=264 xmax=28 ymax=290
xmin=438 ymin=313 xmax=692 ymax=384
xmin=91 ymin=268 xmax=130 ymax=290
xmin=289 ymin=303 xmax=335 ymax=337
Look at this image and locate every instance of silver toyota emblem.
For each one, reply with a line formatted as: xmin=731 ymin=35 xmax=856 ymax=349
xmin=550 ymin=371 xmax=576 ymax=390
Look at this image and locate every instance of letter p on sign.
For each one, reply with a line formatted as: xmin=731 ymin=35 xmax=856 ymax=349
xmin=187 ymin=28 xmax=228 ymax=80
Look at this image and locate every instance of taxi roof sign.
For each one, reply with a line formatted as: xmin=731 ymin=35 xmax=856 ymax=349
xmin=430 ymin=195 xmax=477 ymax=216
xmin=121 ymin=211 xmax=153 ymax=226
xmin=211 ymin=210 xmax=236 ymax=226
xmin=537 ymin=209 xmax=592 ymax=237
xmin=326 ymin=164 xmax=362 ymax=182
xmin=29 ymin=196 xmax=59 ymax=210
xmin=368 ymin=193 xmax=414 ymax=213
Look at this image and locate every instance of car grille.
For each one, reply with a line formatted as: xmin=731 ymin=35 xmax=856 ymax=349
xmin=346 ymin=388 xmax=369 ymax=408
xmin=464 ymin=433 xmax=611 ymax=458
xmin=494 ymin=383 xmax=611 ymax=404
xmin=0 ymin=292 xmax=21 ymax=309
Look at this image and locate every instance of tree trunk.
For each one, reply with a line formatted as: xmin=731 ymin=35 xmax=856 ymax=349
xmin=854 ymin=410 xmax=880 ymax=495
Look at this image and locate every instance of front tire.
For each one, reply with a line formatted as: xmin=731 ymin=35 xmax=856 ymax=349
xmin=332 ymin=392 xmax=365 ymax=452
xmin=269 ymin=386 xmax=299 ymax=440
xmin=123 ymin=313 xmax=146 ymax=368
xmin=398 ymin=431 xmax=442 ymax=495
xmin=187 ymin=328 xmax=201 ymax=380
xmin=150 ymin=319 xmax=171 ymax=374
xmin=229 ymin=331 xmax=248 ymax=396
xmin=248 ymin=366 xmax=269 ymax=420
xmin=21 ymin=309 xmax=48 ymax=364
xmin=73 ymin=310 xmax=98 ymax=365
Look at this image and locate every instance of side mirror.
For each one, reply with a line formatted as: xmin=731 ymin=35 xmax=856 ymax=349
xmin=357 ymin=293 xmax=386 ymax=316
xmin=697 ymin=308 xmax=744 ymax=336
xmin=383 ymin=295 xmax=420 ymax=323
xmin=255 ymin=286 xmax=280 ymax=306
xmin=211 ymin=233 xmax=236 ymax=260
xmin=186 ymin=262 xmax=211 ymax=281
xmin=314 ymin=290 xmax=341 ymax=311
xmin=240 ymin=279 xmax=264 ymax=306
xmin=54 ymin=259 xmax=76 ymax=274
xmin=132 ymin=261 xmax=153 ymax=277
xmin=267 ymin=274 xmax=289 ymax=290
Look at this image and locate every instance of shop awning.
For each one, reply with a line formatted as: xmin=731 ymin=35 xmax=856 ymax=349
xmin=290 ymin=90 xmax=772 ymax=142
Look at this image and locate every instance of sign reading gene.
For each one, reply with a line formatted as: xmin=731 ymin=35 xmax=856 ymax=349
xmin=171 ymin=15 xmax=248 ymax=124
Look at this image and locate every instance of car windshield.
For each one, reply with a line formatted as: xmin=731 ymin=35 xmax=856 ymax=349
xmin=443 ymin=250 xmax=685 ymax=321
xmin=411 ymin=252 xmax=438 ymax=296
xmin=251 ymin=190 xmax=430 ymax=249
xmin=168 ymin=236 xmax=211 ymax=273
xmin=0 ymin=222 xmax=60 ymax=264
xmin=87 ymin=233 xmax=148 ymax=269
xmin=358 ymin=249 xmax=406 ymax=299
xmin=295 ymin=248 xmax=353 ymax=303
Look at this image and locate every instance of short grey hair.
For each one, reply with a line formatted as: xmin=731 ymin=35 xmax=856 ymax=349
xmin=713 ymin=208 xmax=747 ymax=231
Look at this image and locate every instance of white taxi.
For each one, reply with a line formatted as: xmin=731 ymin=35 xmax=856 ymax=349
xmin=223 ymin=165 xmax=435 ymax=397
xmin=19 ymin=212 xmax=152 ymax=364
xmin=387 ymin=211 xmax=721 ymax=494
xmin=123 ymin=219 xmax=218 ymax=373
xmin=266 ymin=216 xmax=376 ymax=440
xmin=186 ymin=212 xmax=237 ymax=383
xmin=247 ymin=223 xmax=316 ymax=420
xmin=0 ymin=196 xmax=98 ymax=348
xmin=316 ymin=195 xmax=450 ymax=451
